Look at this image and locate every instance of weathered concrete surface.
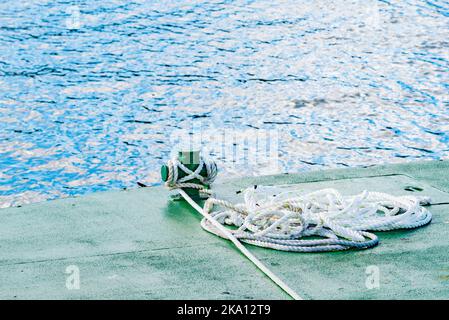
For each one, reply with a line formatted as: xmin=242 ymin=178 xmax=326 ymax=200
xmin=1 ymin=160 xmax=449 ymax=299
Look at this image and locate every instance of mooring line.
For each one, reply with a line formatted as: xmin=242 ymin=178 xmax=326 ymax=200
xmin=178 ymin=189 xmax=303 ymax=300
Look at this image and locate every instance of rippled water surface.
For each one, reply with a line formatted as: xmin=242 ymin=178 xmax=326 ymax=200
xmin=0 ymin=0 xmax=448 ymax=207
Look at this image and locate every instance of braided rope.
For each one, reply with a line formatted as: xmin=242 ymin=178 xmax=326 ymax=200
xmin=164 ymin=156 xmax=217 ymax=195
xmin=200 ymin=186 xmax=432 ymax=252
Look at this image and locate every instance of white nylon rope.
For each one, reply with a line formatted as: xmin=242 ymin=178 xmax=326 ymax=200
xmin=201 ymin=187 xmax=432 ymax=252
xmin=164 ymin=156 xmax=217 ymax=194
xmin=164 ymin=156 xmax=432 ymax=299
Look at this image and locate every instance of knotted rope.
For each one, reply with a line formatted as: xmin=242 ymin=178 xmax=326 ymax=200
xmin=164 ymin=156 xmax=217 ymax=195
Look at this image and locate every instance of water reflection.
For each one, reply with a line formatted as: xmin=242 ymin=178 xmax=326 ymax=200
xmin=0 ymin=0 xmax=448 ymax=207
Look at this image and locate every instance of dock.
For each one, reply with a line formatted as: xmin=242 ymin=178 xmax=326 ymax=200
xmin=1 ymin=160 xmax=449 ymax=299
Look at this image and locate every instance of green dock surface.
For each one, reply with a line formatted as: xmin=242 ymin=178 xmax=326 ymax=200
xmin=1 ymin=160 xmax=449 ymax=299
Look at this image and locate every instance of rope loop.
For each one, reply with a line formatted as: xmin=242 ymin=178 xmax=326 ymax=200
xmin=164 ymin=155 xmax=217 ymax=194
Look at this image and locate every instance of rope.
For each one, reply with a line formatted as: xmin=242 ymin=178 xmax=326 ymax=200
xmin=164 ymin=156 xmax=217 ymax=195
xmin=163 ymin=156 xmax=432 ymax=298
xmin=201 ymin=187 xmax=432 ymax=252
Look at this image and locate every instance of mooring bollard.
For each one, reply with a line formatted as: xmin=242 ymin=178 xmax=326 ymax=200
xmin=161 ymin=150 xmax=215 ymax=200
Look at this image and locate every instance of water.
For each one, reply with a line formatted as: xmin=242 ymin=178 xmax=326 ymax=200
xmin=0 ymin=0 xmax=448 ymax=208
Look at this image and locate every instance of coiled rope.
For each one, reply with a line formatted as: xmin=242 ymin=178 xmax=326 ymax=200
xmin=202 ymin=187 xmax=432 ymax=252
xmin=164 ymin=156 xmax=432 ymax=299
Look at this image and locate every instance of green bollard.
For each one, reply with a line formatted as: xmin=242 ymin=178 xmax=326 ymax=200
xmin=161 ymin=150 xmax=210 ymax=200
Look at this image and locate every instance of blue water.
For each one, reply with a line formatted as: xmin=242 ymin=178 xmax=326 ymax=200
xmin=0 ymin=0 xmax=448 ymax=207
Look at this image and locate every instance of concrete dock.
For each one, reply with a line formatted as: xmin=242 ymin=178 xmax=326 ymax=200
xmin=1 ymin=160 xmax=449 ymax=299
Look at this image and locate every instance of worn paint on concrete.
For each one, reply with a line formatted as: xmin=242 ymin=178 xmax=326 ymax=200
xmin=1 ymin=160 xmax=449 ymax=299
